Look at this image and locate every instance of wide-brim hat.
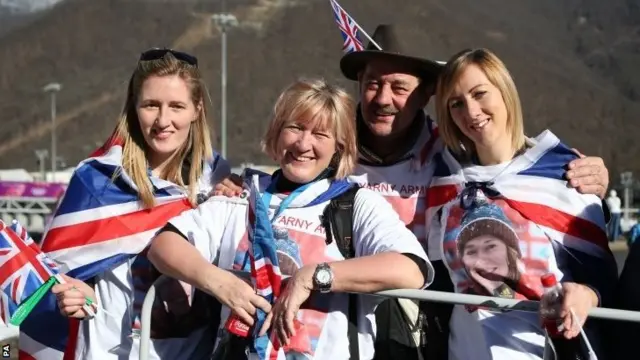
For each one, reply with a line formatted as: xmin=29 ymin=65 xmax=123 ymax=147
xmin=340 ymin=24 xmax=445 ymax=82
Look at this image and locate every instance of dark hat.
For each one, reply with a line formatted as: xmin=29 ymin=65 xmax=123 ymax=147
xmin=456 ymin=203 xmax=521 ymax=257
xmin=340 ymin=24 xmax=445 ymax=82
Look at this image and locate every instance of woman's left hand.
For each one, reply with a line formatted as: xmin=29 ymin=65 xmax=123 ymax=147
xmin=259 ymin=266 xmax=315 ymax=345
xmin=558 ymin=282 xmax=599 ymax=339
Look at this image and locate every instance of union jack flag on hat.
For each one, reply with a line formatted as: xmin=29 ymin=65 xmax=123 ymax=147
xmin=329 ymin=0 xmax=365 ymax=53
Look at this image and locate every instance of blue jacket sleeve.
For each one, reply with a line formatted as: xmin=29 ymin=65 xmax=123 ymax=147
xmin=553 ymin=241 xmax=618 ymax=358
xmin=209 ymin=151 xmax=232 ymax=185
xmin=553 ymin=241 xmax=618 ymax=307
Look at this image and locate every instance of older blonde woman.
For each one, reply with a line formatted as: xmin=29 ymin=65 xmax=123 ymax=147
xmin=428 ymin=49 xmax=618 ymax=360
xmin=148 ymin=78 xmax=432 ymax=359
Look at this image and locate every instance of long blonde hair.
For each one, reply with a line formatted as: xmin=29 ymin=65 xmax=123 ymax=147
xmin=436 ymin=48 xmax=525 ymax=162
xmin=114 ymin=52 xmax=213 ymax=208
xmin=261 ymin=79 xmax=357 ymax=179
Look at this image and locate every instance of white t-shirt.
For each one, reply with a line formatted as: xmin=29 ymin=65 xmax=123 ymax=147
xmin=169 ymin=178 xmax=432 ymax=360
xmin=349 ymin=118 xmax=442 ymax=249
xmin=72 ymin=156 xmax=231 ymax=360
xmin=347 ymin=118 xmax=446 ymax=347
xmin=74 ymin=260 xmax=214 ymax=360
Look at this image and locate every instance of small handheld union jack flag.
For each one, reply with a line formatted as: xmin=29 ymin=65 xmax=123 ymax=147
xmin=10 ymin=220 xmax=59 ymax=273
xmin=0 ymin=220 xmax=58 ymax=325
xmin=329 ymin=0 xmax=365 ymax=53
xmin=1 ymin=220 xmax=100 ymax=327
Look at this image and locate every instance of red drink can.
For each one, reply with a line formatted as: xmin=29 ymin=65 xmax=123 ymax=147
xmin=225 ymin=314 xmax=251 ymax=337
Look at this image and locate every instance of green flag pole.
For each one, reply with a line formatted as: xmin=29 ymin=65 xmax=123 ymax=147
xmin=9 ymin=274 xmax=109 ymax=326
xmin=9 ymin=276 xmax=57 ymax=326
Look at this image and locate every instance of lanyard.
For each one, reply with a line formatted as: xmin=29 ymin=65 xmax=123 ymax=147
xmin=261 ymin=174 xmax=314 ymax=222
xmin=241 ymin=174 xmax=315 ymax=272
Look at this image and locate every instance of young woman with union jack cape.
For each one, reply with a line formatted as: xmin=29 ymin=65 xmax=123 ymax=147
xmin=19 ymin=48 xmax=231 ymax=360
xmin=427 ymin=48 xmax=618 ymax=360
xmin=148 ymin=78 xmax=433 ymax=360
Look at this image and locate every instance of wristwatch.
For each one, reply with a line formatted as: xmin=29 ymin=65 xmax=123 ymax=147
xmin=312 ymin=262 xmax=334 ymax=293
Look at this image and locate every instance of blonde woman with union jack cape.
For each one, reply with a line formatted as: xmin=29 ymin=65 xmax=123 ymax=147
xmin=426 ymin=48 xmax=618 ymax=360
xmin=148 ymin=78 xmax=433 ymax=360
xmin=19 ymin=48 xmax=231 ymax=360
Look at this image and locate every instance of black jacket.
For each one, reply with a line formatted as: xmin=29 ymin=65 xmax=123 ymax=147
xmin=606 ymin=240 xmax=640 ymax=358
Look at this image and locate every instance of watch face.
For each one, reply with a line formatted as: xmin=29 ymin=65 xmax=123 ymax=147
xmin=316 ymin=269 xmax=332 ymax=284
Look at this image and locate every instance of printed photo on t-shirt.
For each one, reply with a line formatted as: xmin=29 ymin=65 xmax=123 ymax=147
xmin=442 ymin=192 xmax=557 ymax=311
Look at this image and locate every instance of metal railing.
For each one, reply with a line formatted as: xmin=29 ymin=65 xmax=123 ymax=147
xmin=139 ymin=274 xmax=640 ymax=360
xmin=0 ymin=196 xmax=58 ymax=233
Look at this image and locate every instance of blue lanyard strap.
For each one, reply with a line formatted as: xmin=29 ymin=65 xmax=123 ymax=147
xmin=240 ymin=175 xmax=349 ymax=272
xmin=261 ymin=174 xmax=314 ymax=222
xmin=241 ymin=174 xmax=314 ymax=272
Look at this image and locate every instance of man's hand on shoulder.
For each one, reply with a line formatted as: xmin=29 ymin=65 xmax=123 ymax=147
xmin=565 ymin=148 xmax=609 ymax=199
xmin=210 ymin=173 xmax=244 ymax=197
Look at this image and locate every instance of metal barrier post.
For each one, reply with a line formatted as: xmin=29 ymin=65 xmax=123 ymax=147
xmin=139 ymin=276 xmax=162 ymax=360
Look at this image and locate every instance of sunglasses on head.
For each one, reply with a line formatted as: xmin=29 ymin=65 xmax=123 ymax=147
xmin=139 ymin=48 xmax=198 ymax=67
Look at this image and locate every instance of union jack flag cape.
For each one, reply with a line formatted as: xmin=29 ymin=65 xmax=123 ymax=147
xmin=244 ymin=172 xmax=353 ymax=359
xmin=0 ymin=220 xmax=58 ymax=326
xmin=16 ymin=137 xmax=218 ymax=359
xmin=329 ymin=0 xmax=364 ymax=53
xmin=428 ymin=130 xmax=613 ymax=261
